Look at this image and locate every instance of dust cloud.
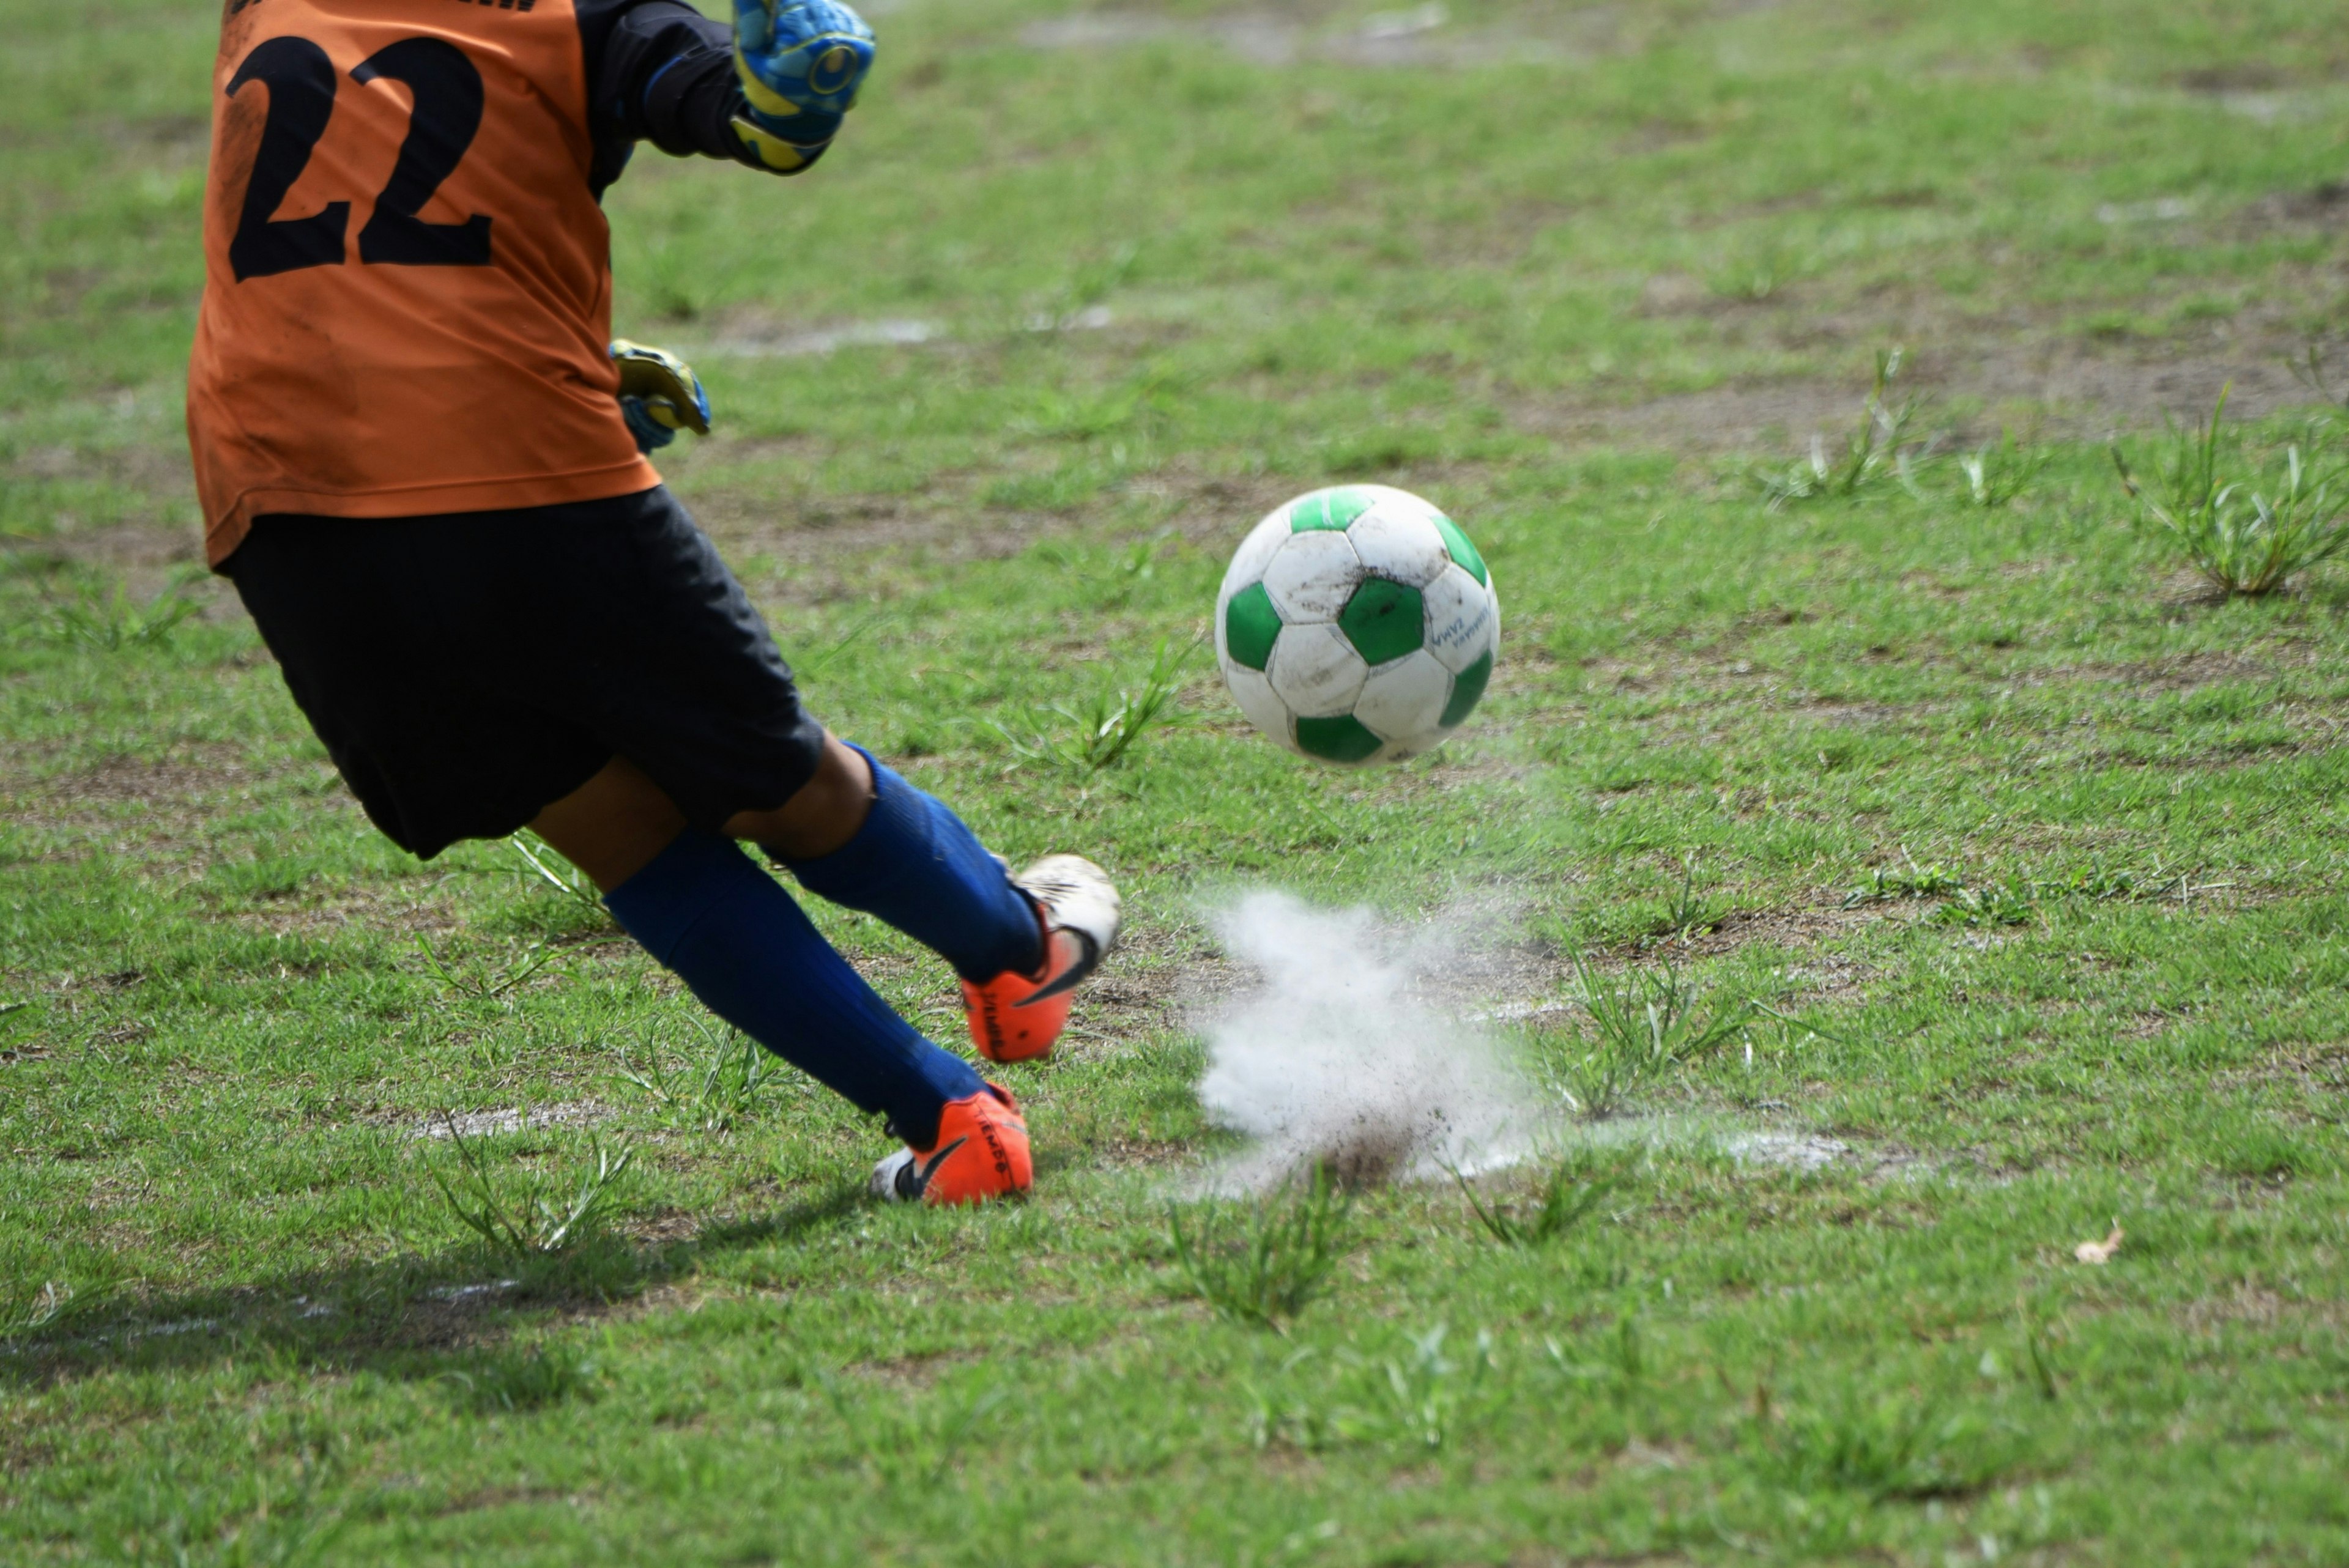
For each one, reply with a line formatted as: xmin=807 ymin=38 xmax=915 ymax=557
xmin=1191 ymin=889 xmax=1539 ymax=1193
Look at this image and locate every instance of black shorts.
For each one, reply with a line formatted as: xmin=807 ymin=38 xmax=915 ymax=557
xmin=223 ymin=486 xmax=828 ymax=859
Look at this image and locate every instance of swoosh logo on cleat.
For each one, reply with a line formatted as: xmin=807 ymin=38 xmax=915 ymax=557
xmin=1016 ymin=932 xmax=1100 ymax=1007
xmin=908 ymin=1135 xmax=968 ymax=1196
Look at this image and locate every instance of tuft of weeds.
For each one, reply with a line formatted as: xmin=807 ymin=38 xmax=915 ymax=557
xmin=1760 ymin=349 xmax=1928 ymax=509
xmin=1243 ymin=1366 xmax=1349 ymax=1454
xmin=1375 ymin=1323 xmax=1495 ymax=1451
xmin=1015 ymin=363 xmax=1181 ymax=443
xmin=795 ymin=605 xmax=895 ymax=679
xmin=1033 ymin=239 xmax=1142 ymax=331
xmin=443 ymin=1339 xmax=600 ymax=1414
xmin=104 ymin=1482 xmax=348 ymax=1568
xmin=507 ymin=830 xmax=606 ymax=917
xmin=995 ymin=635 xmax=1192 ymax=772
xmin=1958 ymin=427 xmax=2050 ymax=508
xmin=45 ymin=575 xmax=201 ymax=651
xmin=1744 ymin=1388 xmax=2016 ymax=1501
xmin=2113 ymin=385 xmax=2349 ymax=596
xmin=414 ymin=936 xmax=560 ymax=1005
xmin=631 ymin=205 xmax=711 ymax=321
xmin=2016 ymin=1297 xmax=2065 ymax=1402
xmin=1842 ymin=852 xmax=1964 ymax=906
xmin=2 ymin=1279 xmax=77 ymax=1339
xmin=1169 ymin=1164 xmax=1353 ymax=1332
xmin=1931 ymin=876 xmax=2040 ymax=928
xmin=2043 ymin=865 xmax=2139 ymax=901
xmin=1545 ymin=1312 xmax=1649 ymax=1411
xmin=1644 ymin=852 xmax=1722 ymax=943
xmin=1846 ymin=857 xmax=2139 ymax=924
xmin=1706 ymin=242 xmax=1806 ymax=303
xmin=1533 ymin=956 xmax=1746 ymax=1120
xmin=426 ymin=1120 xmax=634 ymax=1259
xmin=1446 ymin=1151 xmax=1619 ymax=1248
xmin=2288 ymin=343 xmax=2349 ymax=412
xmin=813 ymin=1365 xmax=1015 ymax=1485
xmin=1242 ymin=1325 xmax=1502 ymax=1455
xmin=615 ymin=1019 xmax=779 ymax=1136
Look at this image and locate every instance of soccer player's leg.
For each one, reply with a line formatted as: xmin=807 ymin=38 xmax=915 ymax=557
xmin=521 ymin=490 xmax=1069 ymax=1197
xmin=745 ymin=742 xmax=1122 ymax=1065
xmin=532 ymin=756 xmax=1029 ymax=1205
xmin=226 ymin=493 xmax=1036 ymax=1205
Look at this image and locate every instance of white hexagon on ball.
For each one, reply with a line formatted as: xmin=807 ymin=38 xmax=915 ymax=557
xmin=1267 ymin=622 xmax=1368 ymax=717
xmin=1345 ymin=505 xmax=1450 ymax=589
xmin=1422 ymin=563 xmax=1498 ymax=675
xmin=1260 ymin=531 xmax=1361 ymax=624
xmin=1219 ymin=511 xmax=1290 ymax=602
xmin=1351 ymin=648 xmax=1452 ymax=741
xmin=1222 ymin=664 xmax=1296 ymax=749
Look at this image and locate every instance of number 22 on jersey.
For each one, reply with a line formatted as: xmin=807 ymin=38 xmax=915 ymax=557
xmin=222 ymin=31 xmax=492 ymax=281
xmin=188 ymin=0 xmax=651 ymax=567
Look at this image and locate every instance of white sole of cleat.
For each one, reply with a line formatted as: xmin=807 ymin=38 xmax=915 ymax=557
xmin=870 ymin=1147 xmax=918 ymax=1202
xmin=1012 ymin=854 xmax=1121 ymax=1002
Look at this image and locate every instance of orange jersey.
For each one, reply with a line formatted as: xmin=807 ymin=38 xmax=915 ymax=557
xmin=188 ymin=0 xmax=659 ymax=565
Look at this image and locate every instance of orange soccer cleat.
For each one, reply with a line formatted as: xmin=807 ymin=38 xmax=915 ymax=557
xmin=870 ymin=1083 xmax=1033 ymax=1205
xmin=961 ymin=854 xmax=1122 ymax=1065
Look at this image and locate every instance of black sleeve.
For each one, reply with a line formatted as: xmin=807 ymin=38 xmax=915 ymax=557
xmin=574 ymin=0 xmax=822 ymax=194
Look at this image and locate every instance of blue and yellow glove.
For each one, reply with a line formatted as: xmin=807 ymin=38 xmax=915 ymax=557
xmin=731 ymin=0 xmax=874 ymax=173
xmin=610 ymin=339 xmax=712 ymax=454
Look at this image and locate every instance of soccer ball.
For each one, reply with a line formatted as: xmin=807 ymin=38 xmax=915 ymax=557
xmin=1215 ymin=484 xmax=1499 ymax=765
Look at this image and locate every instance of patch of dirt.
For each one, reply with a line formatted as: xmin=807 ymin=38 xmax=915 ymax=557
xmin=1017 ymin=4 xmax=1598 ymax=68
xmin=694 ymin=446 xmax=1368 ymax=601
xmin=218 ymin=884 xmax=467 ymax=941
xmin=1532 ymin=326 xmax=2328 ymax=456
xmin=431 ymin=1485 xmax=579 ymax=1518
xmin=1770 ymin=950 xmax=1876 ymax=999
xmin=705 ymin=313 xmax=943 ymax=357
xmin=2069 ymin=651 xmax=2282 ymax=692
xmin=2083 ymin=734 xmax=2339 ymax=775
xmin=1 ymin=743 xmax=327 ymax=877
xmin=392 ymin=1101 xmax=611 ymax=1141
xmin=2 ymin=481 xmax=208 ymax=603
xmin=2175 ymin=64 xmax=2290 ymax=94
xmin=2243 ymin=179 xmax=2349 ymax=228
xmin=1801 ymin=700 xmax=1932 ymax=730
xmin=690 ymin=486 xmax=1072 ymax=604
xmin=3 ymin=517 xmax=202 ymax=573
xmin=26 ymin=747 xmax=254 ymax=807
xmin=1728 ymin=1130 xmax=1863 ymax=1174
xmin=1630 ymin=901 xmax=1887 ymax=962
xmin=2176 ymin=1279 xmax=2348 ymax=1336
xmin=2216 ymin=1040 xmax=2349 ymax=1096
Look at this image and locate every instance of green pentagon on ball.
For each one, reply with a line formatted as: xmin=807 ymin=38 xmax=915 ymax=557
xmin=1289 ymin=487 xmax=1375 ymax=533
xmin=1223 ymin=580 xmax=1281 ymax=671
xmin=1294 ymin=712 xmax=1384 ymax=763
xmin=1439 ymin=649 xmax=1493 ymax=727
xmin=1431 ymin=514 xmax=1488 ymax=586
xmin=1337 ymin=577 xmax=1423 ymax=667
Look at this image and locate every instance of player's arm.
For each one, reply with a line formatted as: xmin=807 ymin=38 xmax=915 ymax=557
xmin=586 ymin=0 xmax=872 ymax=183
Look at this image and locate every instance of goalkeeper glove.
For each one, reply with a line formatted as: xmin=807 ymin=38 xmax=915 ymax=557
xmin=610 ymin=339 xmax=712 ymax=454
xmin=732 ymin=0 xmax=874 ymax=173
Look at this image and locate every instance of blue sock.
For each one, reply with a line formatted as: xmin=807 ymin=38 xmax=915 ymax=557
xmin=777 ymin=747 xmax=1044 ymax=985
xmin=603 ymin=829 xmax=984 ymax=1147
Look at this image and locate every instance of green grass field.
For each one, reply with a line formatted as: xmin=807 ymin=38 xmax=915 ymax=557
xmin=8 ymin=0 xmax=2349 ymax=1561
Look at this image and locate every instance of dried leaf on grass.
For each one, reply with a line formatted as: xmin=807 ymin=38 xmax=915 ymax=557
xmin=2074 ymin=1222 xmax=2124 ymax=1265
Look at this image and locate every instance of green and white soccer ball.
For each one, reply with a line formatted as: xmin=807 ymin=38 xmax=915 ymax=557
xmin=1215 ymin=484 xmax=1499 ymax=765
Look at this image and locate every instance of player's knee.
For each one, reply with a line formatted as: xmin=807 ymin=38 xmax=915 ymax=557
xmin=728 ymin=733 xmax=872 ymax=857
